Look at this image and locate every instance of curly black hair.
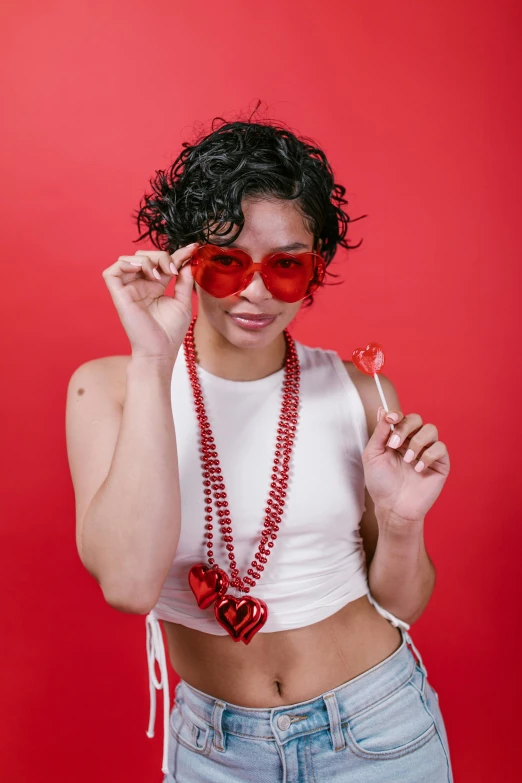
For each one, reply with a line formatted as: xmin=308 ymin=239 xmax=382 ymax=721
xmin=133 ymin=102 xmax=366 ymax=305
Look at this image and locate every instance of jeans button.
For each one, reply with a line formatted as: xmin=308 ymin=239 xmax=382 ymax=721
xmin=277 ymin=715 xmax=291 ymax=730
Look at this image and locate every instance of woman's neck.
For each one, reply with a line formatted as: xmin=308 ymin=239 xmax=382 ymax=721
xmin=192 ymin=314 xmax=287 ymax=382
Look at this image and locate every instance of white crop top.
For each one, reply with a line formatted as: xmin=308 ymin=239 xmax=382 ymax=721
xmin=144 ymin=338 xmax=410 ymax=775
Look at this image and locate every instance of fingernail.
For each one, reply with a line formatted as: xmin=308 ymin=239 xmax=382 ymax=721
xmin=153 ymin=268 xmax=161 ymax=280
xmin=170 ymin=262 xmax=178 ymax=275
xmin=386 ymin=412 xmax=399 ymax=422
xmin=387 ymin=434 xmax=401 ymax=448
xmin=415 ymin=461 xmax=425 ymax=472
xmin=377 ymin=406 xmax=383 ymax=423
xmin=130 ymin=260 xmax=142 ymax=267
xmin=403 ymin=449 xmax=415 ymax=463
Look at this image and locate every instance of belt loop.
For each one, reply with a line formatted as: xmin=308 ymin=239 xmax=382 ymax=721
xmin=211 ymin=700 xmax=227 ymax=752
xmin=403 ymin=629 xmax=428 ymax=693
xmin=323 ymin=692 xmax=346 ymax=752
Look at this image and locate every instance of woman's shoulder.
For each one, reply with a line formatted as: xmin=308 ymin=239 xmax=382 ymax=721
xmin=341 ymin=359 xmax=400 ymax=439
xmin=74 ymin=354 xmax=131 ymax=407
xmin=294 ymin=343 xmax=398 ymax=441
xmin=341 ymin=358 xmax=397 ymax=400
xmin=293 ymin=341 xmax=372 ymax=389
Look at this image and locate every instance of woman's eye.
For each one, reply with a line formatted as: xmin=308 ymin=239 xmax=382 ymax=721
xmin=211 ymin=255 xmax=241 ymax=267
xmin=274 ymin=257 xmax=303 ymax=269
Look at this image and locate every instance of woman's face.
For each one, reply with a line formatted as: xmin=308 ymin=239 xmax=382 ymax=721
xmin=196 ymin=197 xmax=319 ymax=349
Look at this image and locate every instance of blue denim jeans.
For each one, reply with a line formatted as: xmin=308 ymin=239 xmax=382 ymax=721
xmin=162 ymin=629 xmax=452 ymax=782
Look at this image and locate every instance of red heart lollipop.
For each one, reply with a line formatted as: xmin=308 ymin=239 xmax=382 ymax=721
xmin=352 ymin=343 xmax=385 ymax=376
xmin=351 ymin=341 xmax=395 ymax=430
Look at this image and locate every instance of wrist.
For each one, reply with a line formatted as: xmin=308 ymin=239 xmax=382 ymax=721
xmin=375 ymin=508 xmax=425 ymax=536
xmin=128 ymin=353 xmax=177 ymax=377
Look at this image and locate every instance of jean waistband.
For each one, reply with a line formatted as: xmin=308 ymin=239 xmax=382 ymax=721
xmin=174 ymin=628 xmax=426 ymax=747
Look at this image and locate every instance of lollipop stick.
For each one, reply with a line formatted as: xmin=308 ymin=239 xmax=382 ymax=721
xmin=373 ymin=373 xmax=395 ymax=432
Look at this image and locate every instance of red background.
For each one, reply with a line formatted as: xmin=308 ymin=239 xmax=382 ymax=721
xmin=2 ymin=1 xmax=521 ymax=780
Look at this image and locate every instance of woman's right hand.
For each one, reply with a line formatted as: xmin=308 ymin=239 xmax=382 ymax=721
xmin=102 ymin=242 xmax=199 ymax=361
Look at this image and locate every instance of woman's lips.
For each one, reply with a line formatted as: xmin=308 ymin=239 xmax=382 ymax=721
xmin=228 ymin=312 xmax=277 ymax=330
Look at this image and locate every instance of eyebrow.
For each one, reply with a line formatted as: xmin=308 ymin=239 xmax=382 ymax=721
xmin=227 ymin=241 xmax=310 ymax=252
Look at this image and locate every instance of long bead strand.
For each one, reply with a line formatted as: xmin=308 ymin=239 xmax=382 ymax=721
xmin=183 ymin=318 xmax=300 ymax=595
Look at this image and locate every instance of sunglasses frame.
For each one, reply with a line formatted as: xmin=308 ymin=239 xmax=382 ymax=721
xmin=179 ymin=243 xmax=326 ymax=303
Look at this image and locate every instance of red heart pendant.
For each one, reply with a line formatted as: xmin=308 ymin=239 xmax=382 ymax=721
xmin=188 ymin=564 xmax=229 ymax=610
xmin=352 ymin=342 xmax=385 ymax=376
xmin=241 ymin=600 xmax=268 ymax=645
xmin=214 ymin=594 xmax=268 ymax=644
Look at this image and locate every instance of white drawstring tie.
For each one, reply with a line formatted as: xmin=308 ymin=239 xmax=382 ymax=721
xmin=145 ymin=613 xmax=170 ymax=775
xmin=367 ymin=591 xmax=411 ymax=631
xmin=367 ymin=592 xmax=427 ymax=674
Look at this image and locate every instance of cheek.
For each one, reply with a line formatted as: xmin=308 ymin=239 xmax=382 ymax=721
xmin=196 ymin=288 xmax=239 ymax=330
xmin=273 ymin=301 xmax=302 ymax=331
xmin=196 ymin=286 xmax=227 ymax=312
xmin=283 ymin=301 xmax=302 ymax=319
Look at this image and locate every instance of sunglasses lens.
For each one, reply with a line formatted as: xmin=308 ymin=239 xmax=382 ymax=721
xmin=264 ymin=254 xmax=319 ymax=302
xmin=193 ymin=246 xmax=249 ymax=297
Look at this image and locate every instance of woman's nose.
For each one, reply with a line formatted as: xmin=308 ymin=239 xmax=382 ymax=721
xmin=239 ymin=271 xmax=272 ymax=300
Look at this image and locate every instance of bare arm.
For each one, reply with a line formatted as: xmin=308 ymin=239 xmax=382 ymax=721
xmin=362 ymin=488 xmax=436 ymax=624
xmin=344 ymin=363 xmax=436 ymax=624
xmin=66 ymin=355 xmax=182 ymax=614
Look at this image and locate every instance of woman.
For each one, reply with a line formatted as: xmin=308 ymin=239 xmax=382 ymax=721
xmin=66 ymin=116 xmax=453 ymax=782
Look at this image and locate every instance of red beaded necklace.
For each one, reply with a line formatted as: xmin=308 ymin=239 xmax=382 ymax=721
xmin=184 ymin=317 xmax=300 ymax=644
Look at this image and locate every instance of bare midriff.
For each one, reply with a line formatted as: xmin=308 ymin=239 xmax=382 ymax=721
xmin=160 ymin=594 xmax=402 ymax=708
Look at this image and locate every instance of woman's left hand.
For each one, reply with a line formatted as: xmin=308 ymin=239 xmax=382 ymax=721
xmin=362 ymin=408 xmax=451 ymax=523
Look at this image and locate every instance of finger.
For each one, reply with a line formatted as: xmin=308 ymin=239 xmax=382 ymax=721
xmin=410 ymin=440 xmax=449 ymax=474
xmin=102 ymin=256 xmax=156 ymax=290
xmin=118 ymin=255 xmax=159 ymax=269
xmin=364 ymin=408 xmax=406 ymax=461
xmin=133 ymin=241 xmax=198 ymax=260
xmin=117 ymin=255 xmax=152 ymax=264
xmin=134 ymin=242 xmax=199 ymax=276
xmin=172 ymin=261 xmax=194 ymax=307
xmin=377 ymin=407 xmax=405 ymax=426
xmin=178 ymin=257 xmax=193 ymax=272
xmin=120 ymin=253 xmax=161 ymax=281
xmin=401 ymin=423 xmax=439 ymax=464
xmin=385 ymin=412 xmax=424 ymax=451
xmin=170 ymin=242 xmax=200 ymax=271
xmin=134 ymin=250 xmax=175 ymax=277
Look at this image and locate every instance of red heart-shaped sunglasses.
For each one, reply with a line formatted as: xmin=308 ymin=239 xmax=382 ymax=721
xmin=179 ymin=244 xmax=326 ymax=303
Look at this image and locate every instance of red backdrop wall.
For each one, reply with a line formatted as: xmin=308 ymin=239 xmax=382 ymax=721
xmin=2 ymin=1 xmax=521 ymax=780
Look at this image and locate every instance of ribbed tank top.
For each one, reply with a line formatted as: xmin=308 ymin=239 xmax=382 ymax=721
xmin=144 ymin=337 xmax=413 ymax=775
